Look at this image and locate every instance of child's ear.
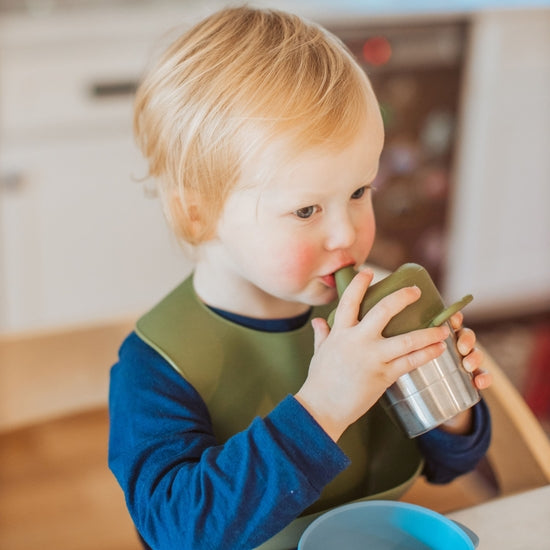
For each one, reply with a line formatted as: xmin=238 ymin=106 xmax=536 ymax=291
xmin=171 ymin=192 xmax=214 ymax=243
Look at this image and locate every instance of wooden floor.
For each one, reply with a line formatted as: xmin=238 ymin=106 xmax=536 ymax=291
xmin=0 ymin=408 xmax=141 ymax=550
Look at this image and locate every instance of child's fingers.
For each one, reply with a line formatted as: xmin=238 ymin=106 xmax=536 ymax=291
xmin=359 ymin=286 xmax=422 ymax=335
xmin=473 ymin=369 xmax=492 ymax=390
xmin=332 ymin=269 xmax=374 ymax=328
xmin=457 ymin=327 xmax=476 ymax=355
xmin=449 ymin=311 xmax=464 ymax=331
xmin=386 ymin=341 xmax=448 ymax=379
xmin=462 ymin=347 xmax=484 ymax=372
xmin=381 ymin=325 xmax=450 ymax=364
xmin=311 ymin=317 xmax=330 ymax=353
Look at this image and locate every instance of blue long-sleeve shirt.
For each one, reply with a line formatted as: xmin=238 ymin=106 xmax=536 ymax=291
xmin=109 ymin=311 xmax=490 ymax=550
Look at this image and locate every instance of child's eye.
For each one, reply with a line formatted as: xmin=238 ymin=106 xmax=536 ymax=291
xmin=294 ymin=205 xmax=317 ymax=219
xmin=351 ymin=185 xmax=369 ymax=199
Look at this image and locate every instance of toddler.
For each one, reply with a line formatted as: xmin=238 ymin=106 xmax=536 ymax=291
xmin=109 ymin=7 xmax=491 ymax=549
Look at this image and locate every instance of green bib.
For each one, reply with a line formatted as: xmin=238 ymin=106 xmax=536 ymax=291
xmin=136 ymin=275 xmax=423 ymax=549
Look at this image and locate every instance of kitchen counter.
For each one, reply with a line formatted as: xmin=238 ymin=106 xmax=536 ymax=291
xmin=2 ymin=0 xmax=549 ymax=46
xmin=2 ymin=0 xmax=550 ymax=14
xmin=1 ymin=0 xmax=549 ymax=27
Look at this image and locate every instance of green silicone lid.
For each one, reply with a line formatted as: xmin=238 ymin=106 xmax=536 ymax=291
xmin=327 ymin=263 xmax=473 ymax=337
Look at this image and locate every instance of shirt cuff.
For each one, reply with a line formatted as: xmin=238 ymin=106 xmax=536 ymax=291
xmin=422 ymin=398 xmax=491 ymax=450
xmin=417 ymin=398 xmax=492 ymax=483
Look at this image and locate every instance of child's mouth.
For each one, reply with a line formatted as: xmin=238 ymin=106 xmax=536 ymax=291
xmin=321 ymin=262 xmax=355 ymax=288
xmin=321 ymin=273 xmax=336 ymax=288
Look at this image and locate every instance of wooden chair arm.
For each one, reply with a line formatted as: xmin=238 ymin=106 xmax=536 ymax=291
xmin=479 ymin=343 xmax=550 ymax=494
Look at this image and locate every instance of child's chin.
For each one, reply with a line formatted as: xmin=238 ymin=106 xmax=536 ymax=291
xmin=308 ymin=288 xmax=338 ymax=306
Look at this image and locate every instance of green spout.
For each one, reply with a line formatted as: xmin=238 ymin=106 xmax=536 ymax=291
xmin=335 ymin=266 xmax=356 ymax=297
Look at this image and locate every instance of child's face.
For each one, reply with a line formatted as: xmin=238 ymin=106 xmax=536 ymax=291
xmin=199 ymin=113 xmax=384 ymax=316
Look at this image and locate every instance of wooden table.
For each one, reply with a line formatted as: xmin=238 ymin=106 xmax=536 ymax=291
xmin=447 ymin=484 xmax=550 ymax=549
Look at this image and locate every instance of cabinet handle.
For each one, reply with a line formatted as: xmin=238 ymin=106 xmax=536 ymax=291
xmin=89 ymin=80 xmax=138 ymax=99
xmin=0 ymin=172 xmax=25 ymax=192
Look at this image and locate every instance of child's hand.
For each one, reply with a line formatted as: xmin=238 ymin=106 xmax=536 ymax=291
xmin=295 ymin=269 xmax=451 ymax=442
xmin=437 ymin=312 xmax=492 ymax=435
xmin=449 ymin=312 xmax=492 ymax=391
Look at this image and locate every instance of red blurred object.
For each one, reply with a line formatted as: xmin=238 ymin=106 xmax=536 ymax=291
xmin=524 ymin=324 xmax=550 ymax=419
xmin=362 ymin=36 xmax=392 ymax=67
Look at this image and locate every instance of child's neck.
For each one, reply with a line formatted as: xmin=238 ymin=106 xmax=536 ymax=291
xmin=192 ymin=260 xmax=310 ymax=320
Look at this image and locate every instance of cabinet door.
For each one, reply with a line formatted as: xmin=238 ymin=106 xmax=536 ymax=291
xmin=0 ymin=135 xmax=190 ymax=331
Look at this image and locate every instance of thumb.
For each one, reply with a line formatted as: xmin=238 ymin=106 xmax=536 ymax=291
xmin=311 ymin=317 xmax=330 ymax=353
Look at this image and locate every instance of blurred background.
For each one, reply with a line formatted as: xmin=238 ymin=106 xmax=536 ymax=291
xmin=0 ymin=1 xmax=549 ymax=549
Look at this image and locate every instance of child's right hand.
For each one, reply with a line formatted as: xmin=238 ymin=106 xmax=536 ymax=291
xmin=295 ymin=269 xmax=450 ymax=442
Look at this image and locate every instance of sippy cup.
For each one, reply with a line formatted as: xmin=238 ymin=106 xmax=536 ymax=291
xmin=328 ymin=263 xmax=480 ymax=438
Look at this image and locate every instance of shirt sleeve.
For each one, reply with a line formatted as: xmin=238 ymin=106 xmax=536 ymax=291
xmin=108 ymin=333 xmax=349 ymax=550
xmin=416 ymin=399 xmax=492 ymax=484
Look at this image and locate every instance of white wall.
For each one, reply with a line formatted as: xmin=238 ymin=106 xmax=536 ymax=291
xmin=445 ymin=9 xmax=550 ymax=320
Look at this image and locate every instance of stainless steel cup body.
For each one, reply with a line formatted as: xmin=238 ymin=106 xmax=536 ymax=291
xmin=381 ymin=325 xmax=480 ymax=437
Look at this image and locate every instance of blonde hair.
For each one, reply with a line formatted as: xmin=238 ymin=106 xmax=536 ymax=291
xmin=134 ymin=6 xmax=377 ymax=246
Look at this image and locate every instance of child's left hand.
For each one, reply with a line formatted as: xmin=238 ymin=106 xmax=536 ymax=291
xmin=438 ymin=312 xmax=492 ymax=435
xmin=449 ymin=312 xmax=492 ymax=391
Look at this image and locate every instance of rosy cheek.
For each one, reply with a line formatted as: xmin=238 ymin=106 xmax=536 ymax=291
xmin=357 ymin=216 xmax=376 ymax=257
xmin=275 ymin=241 xmax=317 ymax=284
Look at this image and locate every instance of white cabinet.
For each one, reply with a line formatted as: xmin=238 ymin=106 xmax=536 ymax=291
xmin=444 ymin=8 xmax=550 ymax=320
xmin=0 ymin=135 xmax=190 ymax=330
xmin=0 ymin=7 xmax=195 ymax=332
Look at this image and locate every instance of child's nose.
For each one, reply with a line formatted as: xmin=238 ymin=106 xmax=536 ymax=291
xmin=324 ymin=214 xmax=356 ymax=251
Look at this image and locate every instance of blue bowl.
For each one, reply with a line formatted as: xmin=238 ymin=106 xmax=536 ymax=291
xmin=298 ymin=501 xmax=478 ymax=550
